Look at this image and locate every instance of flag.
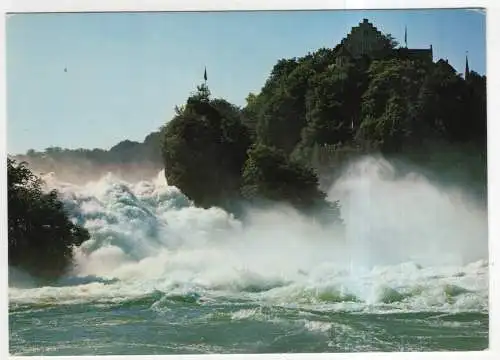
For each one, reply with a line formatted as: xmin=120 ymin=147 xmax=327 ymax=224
xmin=204 ymin=67 xmax=207 ymax=81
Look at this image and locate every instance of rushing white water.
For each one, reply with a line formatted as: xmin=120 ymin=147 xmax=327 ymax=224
xmin=9 ymin=156 xmax=489 ymax=315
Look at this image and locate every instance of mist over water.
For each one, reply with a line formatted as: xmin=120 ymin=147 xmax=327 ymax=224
xmin=329 ymin=157 xmax=488 ymax=269
xmin=9 ymin=156 xmax=489 ymax=315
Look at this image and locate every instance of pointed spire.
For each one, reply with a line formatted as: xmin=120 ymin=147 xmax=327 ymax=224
xmin=465 ymin=52 xmax=470 ymax=80
xmin=404 ymin=26 xmax=407 ymax=48
xmin=204 ymin=67 xmax=207 ymax=82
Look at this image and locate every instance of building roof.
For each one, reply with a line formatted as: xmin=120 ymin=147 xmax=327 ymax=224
xmin=334 ymin=19 xmax=434 ymax=62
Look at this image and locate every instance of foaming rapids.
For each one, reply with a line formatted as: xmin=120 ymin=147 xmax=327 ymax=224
xmin=9 ymin=156 xmax=488 ymax=314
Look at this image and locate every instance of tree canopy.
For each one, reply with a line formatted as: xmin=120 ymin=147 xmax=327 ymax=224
xmin=162 ymin=84 xmax=252 ymax=209
xmin=8 ymin=158 xmax=90 ymax=279
xmin=160 ymin=30 xmax=486 ymax=220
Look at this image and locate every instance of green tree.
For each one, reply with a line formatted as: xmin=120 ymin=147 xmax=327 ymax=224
xmin=256 ymin=60 xmax=316 ymax=154
xmin=162 ymin=85 xmax=252 ymax=210
xmin=241 ymin=92 xmax=260 ymax=138
xmin=292 ymin=59 xmax=368 ymax=166
xmin=241 ymin=144 xmax=341 ymax=224
xmin=8 ymin=158 xmax=90 ymax=279
xmin=359 ymin=95 xmax=408 ymax=152
xmin=263 ymin=58 xmax=300 ymax=92
xmin=384 ymin=33 xmax=399 ymax=50
xmin=304 ymin=66 xmax=355 ymax=145
xmin=416 ymin=59 xmax=470 ymax=142
xmin=464 ymin=71 xmax=487 ymax=143
xmin=358 ymin=59 xmax=427 ymax=152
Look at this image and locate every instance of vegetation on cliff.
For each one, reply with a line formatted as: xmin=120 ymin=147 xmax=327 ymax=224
xmin=161 ymin=33 xmax=486 ymax=216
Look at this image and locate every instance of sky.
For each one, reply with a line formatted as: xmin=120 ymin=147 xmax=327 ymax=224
xmin=6 ymin=8 xmax=486 ymax=155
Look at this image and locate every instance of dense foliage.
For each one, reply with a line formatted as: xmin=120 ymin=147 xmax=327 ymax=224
xmin=241 ymin=144 xmax=342 ymax=224
xmin=241 ymin=144 xmax=325 ymax=209
xmin=8 ymin=158 xmax=90 ymax=279
xmin=247 ymin=47 xmax=485 ymax=195
xmin=161 ymin=83 xmax=340 ymax=219
xmin=161 ymin=29 xmax=486 ymax=217
xmin=162 ymin=85 xmax=252 ymax=209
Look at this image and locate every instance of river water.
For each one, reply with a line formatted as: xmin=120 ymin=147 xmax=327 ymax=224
xmin=8 ymin=157 xmax=489 ymax=355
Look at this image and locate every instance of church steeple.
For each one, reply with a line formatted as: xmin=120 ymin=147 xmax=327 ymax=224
xmin=465 ymin=52 xmax=470 ymax=80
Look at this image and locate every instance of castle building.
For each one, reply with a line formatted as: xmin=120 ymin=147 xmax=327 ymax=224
xmin=334 ymin=19 xmax=433 ymax=66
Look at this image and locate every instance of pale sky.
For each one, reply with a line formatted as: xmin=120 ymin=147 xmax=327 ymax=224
xmin=6 ymin=9 xmax=486 ymax=155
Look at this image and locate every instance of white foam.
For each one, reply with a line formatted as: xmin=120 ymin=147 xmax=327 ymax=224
xmin=303 ymin=320 xmax=333 ymax=333
xmin=9 ymin=157 xmax=489 ymax=315
xmin=231 ymin=308 xmax=261 ymax=320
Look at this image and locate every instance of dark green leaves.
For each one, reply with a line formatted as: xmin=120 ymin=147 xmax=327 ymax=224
xmin=8 ymin=158 xmax=90 ymax=280
xmin=162 ymin=85 xmax=252 ymax=209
